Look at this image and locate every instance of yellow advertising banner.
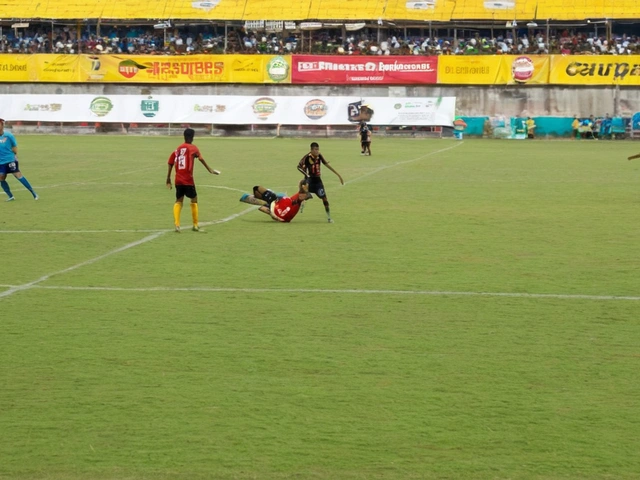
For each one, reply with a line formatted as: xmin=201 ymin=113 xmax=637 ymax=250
xmin=438 ymin=55 xmax=550 ymax=85
xmin=550 ymin=55 xmax=640 ymax=85
xmin=0 ymin=54 xmax=291 ymax=84
xmin=437 ymin=56 xmax=504 ymax=84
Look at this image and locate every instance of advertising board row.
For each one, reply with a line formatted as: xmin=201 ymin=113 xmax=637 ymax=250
xmin=0 ymin=94 xmax=456 ymax=126
xmin=1 ymin=54 xmax=639 ymax=85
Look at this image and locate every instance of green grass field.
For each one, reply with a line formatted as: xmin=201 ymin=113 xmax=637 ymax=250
xmin=1 ymin=135 xmax=639 ymax=480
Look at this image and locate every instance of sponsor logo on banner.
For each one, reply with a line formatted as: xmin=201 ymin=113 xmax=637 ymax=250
xmin=90 ymin=97 xmax=113 ymax=117
xmin=194 ymin=104 xmax=226 ymax=113
xmin=297 ymin=60 xmax=434 ymax=74
xmin=24 ymin=103 xmax=62 ymax=112
xmin=79 ymin=55 xmax=108 ymax=81
xmin=147 ymin=60 xmax=221 ymax=80
xmin=293 ymin=55 xmax=438 ymax=85
xmin=232 ymin=58 xmax=259 ymax=74
xmin=565 ymin=61 xmax=640 ymax=80
xmin=304 ymin=99 xmax=328 ymax=120
xmin=118 ymin=59 xmax=149 ymax=79
xmin=253 ymin=97 xmax=277 ymax=120
xmin=347 ymin=101 xmax=374 ymax=123
xmin=42 ymin=57 xmax=76 ymax=74
xmin=512 ymin=56 xmax=534 ymax=83
xmin=396 ymin=100 xmax=435 ymax=110
xmin=0 ymin=62 xmax=27 ymax=72
xmin=191 ymin=0 xmax=220 ymax=12
xmin=141 ymin=97 xmax=159 ymax=118
xmin=267 ymin=56 xmax=289 ymax=82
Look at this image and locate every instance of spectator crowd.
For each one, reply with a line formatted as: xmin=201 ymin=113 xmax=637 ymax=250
xmin=1 ymin=23 xmax=640 ymax=56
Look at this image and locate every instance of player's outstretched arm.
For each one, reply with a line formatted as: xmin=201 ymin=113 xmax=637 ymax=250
xmin=200 ymin=158 xmax=220 ymax=175
xmin=327 ymin=165 xmax=344 ymax=185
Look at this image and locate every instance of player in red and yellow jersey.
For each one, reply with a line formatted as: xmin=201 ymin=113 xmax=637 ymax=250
xmin=166 ymin=128 xmax=220 ymax=232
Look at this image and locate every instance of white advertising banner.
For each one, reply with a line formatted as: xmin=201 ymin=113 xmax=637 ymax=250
xmin=0 ymin=95 xmax=456 ymax=126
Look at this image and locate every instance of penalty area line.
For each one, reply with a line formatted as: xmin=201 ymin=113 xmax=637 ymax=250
xmin=3 ymin=285 xmax=639 ymax=301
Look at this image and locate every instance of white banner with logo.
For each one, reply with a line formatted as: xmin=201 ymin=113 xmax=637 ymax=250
xmin=0 ymin=95 xmax=455 ymax=126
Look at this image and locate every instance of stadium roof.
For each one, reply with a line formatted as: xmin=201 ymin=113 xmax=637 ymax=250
xmin=0 ymin=0 xmax=639 ymax=22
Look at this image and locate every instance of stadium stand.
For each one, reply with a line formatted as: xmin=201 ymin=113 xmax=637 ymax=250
xmin=2 ymin=0 xmax=640 ymax=21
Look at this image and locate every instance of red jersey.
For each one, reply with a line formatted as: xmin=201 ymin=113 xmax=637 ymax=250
xmin=168 ymin=143 xmax=202 ymax=186
xmin=270 ymin=193 xmax=301 ymax=223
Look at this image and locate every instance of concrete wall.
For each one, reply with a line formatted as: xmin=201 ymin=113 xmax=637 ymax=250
xmin=1 ymin=83 xmax=637 ymax=118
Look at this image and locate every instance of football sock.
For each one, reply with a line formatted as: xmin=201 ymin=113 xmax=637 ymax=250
xmin=173 ymin=202 xmax=182 ymax=227
xmin=18 ymin=176 xmax=35 ymax=195
xmin=322 ymin=199 xmax=330 ymax=218
xmin=190 ymin=203 xmax=199 ymax=227
xmin=1 ymin=180 xmax=12 ymax=198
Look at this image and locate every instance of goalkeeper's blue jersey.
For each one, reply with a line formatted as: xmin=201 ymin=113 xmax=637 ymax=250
xmin=0 ymin=131 xmax=17 ymax=165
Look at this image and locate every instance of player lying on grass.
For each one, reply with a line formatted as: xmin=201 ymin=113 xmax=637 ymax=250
xmin=239 ymin=181 xmax=312 ymax=223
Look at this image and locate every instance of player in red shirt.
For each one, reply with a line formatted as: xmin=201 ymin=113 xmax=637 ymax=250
xmin=239 ymin=181 xmax=312 ymax=223
xmin=166 ymin=128 xmax=220 ymax=232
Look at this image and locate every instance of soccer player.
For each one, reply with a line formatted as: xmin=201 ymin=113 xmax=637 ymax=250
xmin=359 ymin=121 xmax=372 ymax=156
xmin=239 ymin=181 xmax=312 ymax=223
xmin=297 ymin=141 xmax=344 ymax=223
xmin=0 ymin=118 xmax=38 ymax=201
xmin=166 ymin=127 xmax=220 ymax=232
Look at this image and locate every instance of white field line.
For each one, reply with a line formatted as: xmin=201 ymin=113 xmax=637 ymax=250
xmin=344 ymin=141 xmax=463 ymax=185
xmin=1 ymin=229 xmax=166 ymax=234
xmin=0 ymin=207 xmax=255 ymax=299
xmin=35 ymin=182 xmax=245 ymax=192
xmin=0 ymin=284 xmax=638 ymax=302
xmin=0 ymin=232 xmax=164 ymax=299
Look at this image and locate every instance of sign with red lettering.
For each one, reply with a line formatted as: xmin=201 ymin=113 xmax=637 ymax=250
xmin=292 ymin=55 xmax=438 ymax=84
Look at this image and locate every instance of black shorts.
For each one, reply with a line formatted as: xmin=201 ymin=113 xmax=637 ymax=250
xmin=0 ymin=160 xmax=20 ymax=175
xmin=306 ymin=177 xmax=326 ymax=198
xmin=176 ymin=184 xmax=197 ymax=200
xmin=261 ymin=189 xmax=278 ymax=205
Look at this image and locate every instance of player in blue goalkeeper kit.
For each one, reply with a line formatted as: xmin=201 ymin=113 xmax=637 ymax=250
xmin=0 ymin=118 xmax=38 ymax=201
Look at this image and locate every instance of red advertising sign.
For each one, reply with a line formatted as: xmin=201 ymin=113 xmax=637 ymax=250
xmin=292 ymin=55 xmax=438 ymax=85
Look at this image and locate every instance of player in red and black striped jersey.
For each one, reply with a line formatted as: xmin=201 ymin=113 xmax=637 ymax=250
xmin=296 ymin=142 xmax=343 ymax=223
xmin=166 ymin=128 xmax=220 ymax=232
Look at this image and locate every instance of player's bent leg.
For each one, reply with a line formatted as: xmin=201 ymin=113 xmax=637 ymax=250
xmin=13 ymin=172 xmax=37 ymax=198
